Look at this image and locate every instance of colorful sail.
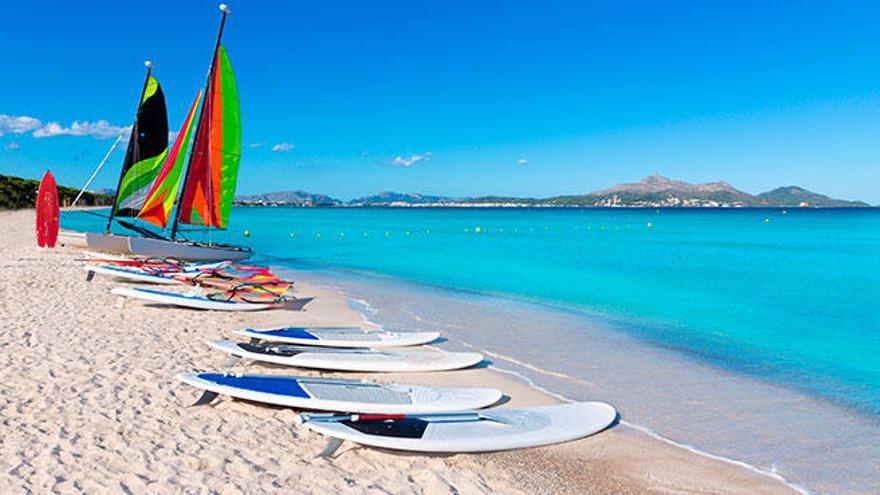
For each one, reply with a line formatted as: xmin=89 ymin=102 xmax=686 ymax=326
xmin=113 ymin=75 xmax=169 ymax=218
xmin=137 ymin=91 xmax=201 ymax=228
xmin=177 ymin=45 xmax=241 ymax=229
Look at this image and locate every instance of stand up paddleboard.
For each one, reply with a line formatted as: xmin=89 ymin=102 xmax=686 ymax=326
xmin=297 ymin=402 xmax=617 ymax=453
xmin=235 ymin=327 xmax=440 ymax=348
xmin=177 ymin=372 xmax=502 ymax=414
xmin=207 ymin=340 xmax=484 ymax=372
xmin=35 ymin=171 xmax=59 ymax=248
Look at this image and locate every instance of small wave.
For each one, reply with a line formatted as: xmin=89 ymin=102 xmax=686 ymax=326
xmin=620 ymin=420 xmax=810 ymax=495
xmin=479 ymin=347 xmax=595 ymax=384
xmin=453 ymin=338 xmax=811 ymax=495
xmin=347 ymin=296 xmax=379 ymax=315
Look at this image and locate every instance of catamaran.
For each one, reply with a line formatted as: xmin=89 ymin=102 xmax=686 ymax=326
xmin=62 ymin=4 xmax=251 ymax=261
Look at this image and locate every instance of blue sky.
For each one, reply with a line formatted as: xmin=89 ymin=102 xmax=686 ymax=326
xmin=1 ymin=1 xmax=879 ymax=202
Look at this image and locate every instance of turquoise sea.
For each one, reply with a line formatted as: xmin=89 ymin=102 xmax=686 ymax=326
xmin=64 ymin=207 xmax=880 ymax=493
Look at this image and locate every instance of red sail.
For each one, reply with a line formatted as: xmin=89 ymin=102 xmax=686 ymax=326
xmin=176 ymin=46 xmax=240 ymax=228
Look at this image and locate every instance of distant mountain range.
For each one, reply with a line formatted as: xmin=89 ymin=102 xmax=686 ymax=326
xmin=352 ymin=192 xmax=460 ymax=205
xmin=234 ymin=190 xmax=339 ymax=205
xmin=234 ymin=175 xmax=870 ymax=208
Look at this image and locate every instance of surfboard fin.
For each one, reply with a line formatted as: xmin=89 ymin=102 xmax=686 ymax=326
xmin=85 ymin=270 xmax=95 ymax=282
xmin=316 ymin=437 xmax=344 ymax=459
xmin=190 ymin=390 xmax=219 ymax=407
xmin=222 ymin=355 xmax=242 ymax=368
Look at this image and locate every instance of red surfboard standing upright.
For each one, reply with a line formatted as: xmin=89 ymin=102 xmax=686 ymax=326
xmin=35 ymin=171 xmax=59 ymax=248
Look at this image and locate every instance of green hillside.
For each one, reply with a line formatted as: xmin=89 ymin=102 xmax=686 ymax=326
xmin=0 ymin=174 xmax=113 ymax=210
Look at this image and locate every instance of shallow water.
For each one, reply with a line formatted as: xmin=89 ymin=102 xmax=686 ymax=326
xmin=64 ymin=206 xmax=880 ymax=492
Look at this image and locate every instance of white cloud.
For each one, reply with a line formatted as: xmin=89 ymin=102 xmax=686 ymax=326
xmin=247 ymin=143 xmax=264 ymax=149
xmin=4 ymin=141 xmax=20 ymax=151
xmin=516 ymin=158 xmax=529 ymax=165
xmin=389 ymin=152 xmax=432 ymax=167
xmin=0 ymin=115 xmax=41 ymax=136
xmin=271 ymin=143 xmax=295 ymax=152
xmin=0 ymin=113 xmax=129 ymax=140
xmin=33 ymin=120 xmax=128 ymax=139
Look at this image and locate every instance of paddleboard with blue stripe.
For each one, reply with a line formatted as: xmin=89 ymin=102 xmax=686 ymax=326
xmin=177 ymin=372 xmax=502 ymax=413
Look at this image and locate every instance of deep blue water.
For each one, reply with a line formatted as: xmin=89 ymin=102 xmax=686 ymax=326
xmin=65 ymin=207 xmax=880 ymax=415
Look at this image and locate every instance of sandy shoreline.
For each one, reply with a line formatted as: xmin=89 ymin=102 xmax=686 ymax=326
xmin=0 ymin=208 xmax=798 ymax=494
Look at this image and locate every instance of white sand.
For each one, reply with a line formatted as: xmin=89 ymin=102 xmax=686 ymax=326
xmin=0 ymin=209 xmax=798 ymax=494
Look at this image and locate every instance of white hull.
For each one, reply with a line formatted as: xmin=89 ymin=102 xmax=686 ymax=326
xmin=207 ymin=339 xmax=484 ymax=372
xmin=177 ymin=372 xmax=501 ymax=414
xmin=297 ymin=402 xmax=617 ymax=453
xmin=58 ymin=230 xmax=88 ymax=248
xmin=235 ymin=327 xmax=440 ymax=348
xmin=111 ymin=287 xmax=275 ymax=311
xmin=128 ymin=236 xmax=251 ymax=262
xmin=85 ymin=232 xmax=131 ymax=254
xmin=71 ymin=231 xmax=250 ymax=262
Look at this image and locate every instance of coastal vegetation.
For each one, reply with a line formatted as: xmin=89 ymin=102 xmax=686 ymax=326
xmin=0 ymin=174 xmax=113 ymax=210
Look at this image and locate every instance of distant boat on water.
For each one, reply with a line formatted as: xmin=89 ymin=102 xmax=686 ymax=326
xmin=61 ymin=4 xmax=250 ymax=262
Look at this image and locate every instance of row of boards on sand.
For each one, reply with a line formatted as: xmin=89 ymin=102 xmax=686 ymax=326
xmin=179 ymin=372 xmax=616 ymax=453
xmin=82 ymin=255 xmax=618 ymax=453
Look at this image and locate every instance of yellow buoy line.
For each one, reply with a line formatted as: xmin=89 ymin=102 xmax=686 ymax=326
xmin=274 ymin=222 xmax=659 ymax=240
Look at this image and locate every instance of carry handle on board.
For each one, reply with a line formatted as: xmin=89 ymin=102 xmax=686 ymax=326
xmin=298 ymin=411 xmax=514 ymax=459
xmin=298 ymin=411 xmax=514 ymax=425
xmin=295 ymin=412 xmax=510 ymax=458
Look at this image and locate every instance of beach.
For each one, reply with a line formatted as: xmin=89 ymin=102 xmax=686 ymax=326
xmin=0 ymin=209 xmax=799 ymax=494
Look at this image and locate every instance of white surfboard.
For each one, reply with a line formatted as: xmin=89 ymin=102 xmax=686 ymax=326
xmin=86 ymin=265 xmax=179 ymax=284
xmin=235 ymin=327 xmax=440 ymax=348
xmin=177 ymin=372 xmax=502 ymax=413
xmin=111 ymin=287 xmax=277 ymax=311
xmin=296 ymin=402 xmax=617 ymax=453
xmin=207 ymin=339 xmax=484 ymax=372
xmin=86 ymin=262 xmax=228 ymax=285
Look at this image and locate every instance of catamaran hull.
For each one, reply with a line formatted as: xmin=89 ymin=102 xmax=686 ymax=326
xmin=85 ymin=232 xmax=131 ymax=254
xmin=58 ymin=230 xmax=88 ymax=248
xmin=71 ymin=232 xmax=250 ymax=262
xmin=127 ymin=236 xmax=251 ymax=262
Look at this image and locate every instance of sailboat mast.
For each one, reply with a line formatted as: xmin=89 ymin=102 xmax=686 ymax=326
xmin=170 ymin=3 xmax=230 ymax=240
xmin=105 ymin=61 xmax=154 ymax=234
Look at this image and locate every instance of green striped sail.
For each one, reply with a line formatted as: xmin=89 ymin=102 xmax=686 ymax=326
xmin=113 ymin=75 xmax=169 ymax=218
